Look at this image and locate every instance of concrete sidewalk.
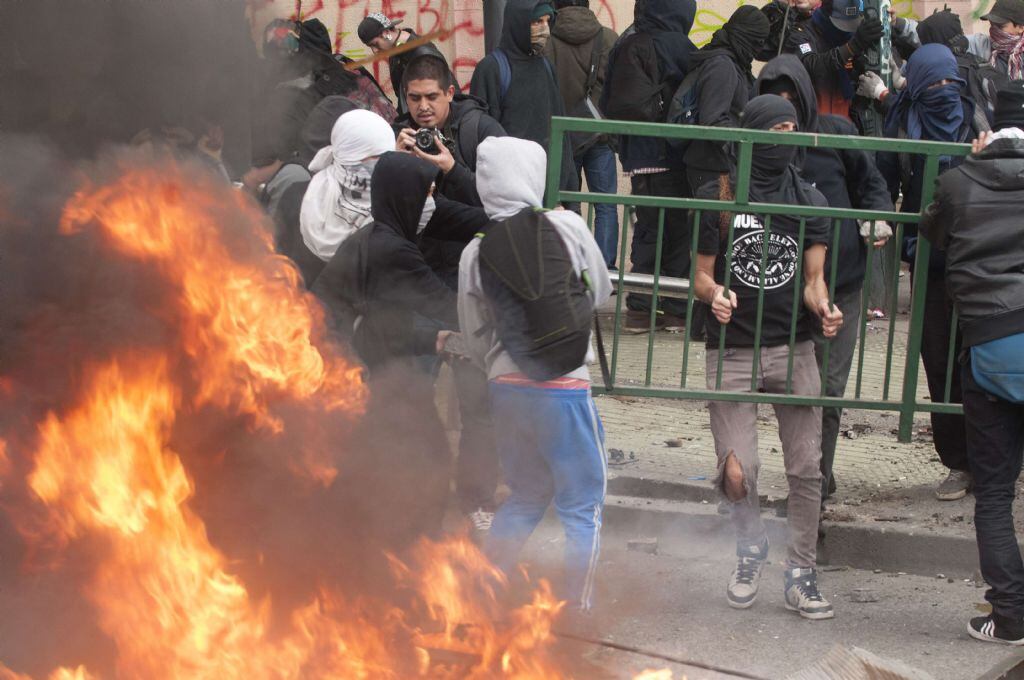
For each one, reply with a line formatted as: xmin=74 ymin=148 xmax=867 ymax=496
xmin=591 ymin=297 xmax=1024 ymax=578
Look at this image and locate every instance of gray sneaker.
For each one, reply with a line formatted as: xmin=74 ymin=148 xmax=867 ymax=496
xmin=936 ymin=470 xmax=973 ymax=501
xmin=784 ymin=567 xmax=834 ymax=620
xmin=727 ymin=538 xmax=769 ymax=609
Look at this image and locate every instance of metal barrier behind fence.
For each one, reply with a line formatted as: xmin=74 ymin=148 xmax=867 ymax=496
xmin=543 ymin=117 xmax=971 ymax=442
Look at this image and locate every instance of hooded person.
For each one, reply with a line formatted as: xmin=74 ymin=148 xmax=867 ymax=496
xmin=299 ymin=109 xmax=396 ymax=265
xmin=692 ymin=94 xmax=842 ymax=621
xmin=544 ymin=0 xmax=620 ymax=268
xmin=684 ymin=5 xmax=771 ymax=191
xmin=781 ymin=0 xmax=885 ymax=123
xmin=755 ymin=55 xmax=894 ymax=506
xmin=599 ymin=0 xmax=699 ymax=332
xmin=861 ymin=9 xmax=999 ymax=130
xmin=457 ymin=136 xmax=611 ymax=612
xmin=879 ymin=42 xmax=977 ymax=501
xmin=469 ymin=0 xmax=579 ymax=195
xmin=919 ymin=83 xmax=1024 ymax=645
xmin=312 ymin=151 xmax=457 ymax=548
xmin=311 ymin=151 xmax=456 ymax=373
xmin=261 ymin=19 xmax=395 ymax=162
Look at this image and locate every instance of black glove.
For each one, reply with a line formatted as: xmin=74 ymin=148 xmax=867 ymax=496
xmin=850 ymin=17 xmax=884 ymax=53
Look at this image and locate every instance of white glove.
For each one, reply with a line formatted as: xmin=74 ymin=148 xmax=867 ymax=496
xmin=857 ymin=72 xmax=888 ymax=100
xmin=859 ymin=220 xmax=893 ymax=244
xmin=890 ymin=56 xmax=907 ymax=90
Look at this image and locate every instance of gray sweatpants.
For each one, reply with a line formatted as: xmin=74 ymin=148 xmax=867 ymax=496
xmin=706 ymin=341 xmax=823 ymax=567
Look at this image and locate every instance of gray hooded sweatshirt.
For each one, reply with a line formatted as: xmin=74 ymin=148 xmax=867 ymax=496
xmin=458 ymin=136 xmax=611 ymax=381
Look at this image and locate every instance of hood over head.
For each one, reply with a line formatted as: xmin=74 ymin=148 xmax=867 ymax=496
xmin=308 ymin=109 xmax=395 ymax=172
xmin=917 ymin=9 xmax=969 ymax=54
xmin=635 ymin=0 xmax=697 ymax=85
xmin=370 ymin=152 xmax=437 ymax=241
xmin=885 ymin=43 xmax=969 ymax=141
xmin=962 ymin=134 xmax=1024 ymax=190
xmin=636 ymin=0 xmax=696 ymax=34
xmin=740 ymin=94 xmax=804 ymax=203
xmin=692 ymin=5 xmax=769 ymax=74
xmin=755 ymin=54 xmax=819 ymax=133
xmin=550 ymin=5 xmax=603 ymax=44
xmin=476 ymin=136 xmax=546 ymax=219
xmin=500 ymin=0 xmax=544 ymax=57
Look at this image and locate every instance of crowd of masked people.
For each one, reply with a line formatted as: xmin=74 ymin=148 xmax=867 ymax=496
xmin=230 ymin=0 xmax=1024 ymax=641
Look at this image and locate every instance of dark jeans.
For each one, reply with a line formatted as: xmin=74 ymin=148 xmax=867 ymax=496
xmin=919 ymin=277 xmax=969 ymax=471
xmin=963 ymin=353 xmax=1024 ymax=621
xmin=453 ymin=360 xmax=500 ymax=512
xmin=626 ymin=169 xmax=691 ymax=317
xmin=575 ymin=143 xmax=619 ymax=268
xmin=812 ymin=286 xmax=862 ymax=499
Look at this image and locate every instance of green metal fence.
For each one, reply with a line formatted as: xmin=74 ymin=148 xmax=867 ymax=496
xmin=543 ymin=116 xmax=972 ymax=443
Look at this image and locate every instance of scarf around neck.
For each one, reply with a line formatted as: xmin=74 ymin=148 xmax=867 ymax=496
xmin=990 ymin=24 xmax=1024 ymax=80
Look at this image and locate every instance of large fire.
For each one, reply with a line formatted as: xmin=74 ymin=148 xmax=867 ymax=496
xmin=0 ymin=156 xmax=567 ymax=679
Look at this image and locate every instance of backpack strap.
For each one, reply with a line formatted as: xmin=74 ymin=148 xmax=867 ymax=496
xmin=583 ymin=31 xmax=604 ymax=98
xmin=455 ymin=107 xmax=484 ymax=170
xmin=494 ymin=48 xmax=513 ymax=102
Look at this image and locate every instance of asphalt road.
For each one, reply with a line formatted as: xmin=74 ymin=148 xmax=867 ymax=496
xmin=523 ymin=519 xmax=1022 ymax=680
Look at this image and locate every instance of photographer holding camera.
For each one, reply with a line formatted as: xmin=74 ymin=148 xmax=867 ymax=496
xmin=394 ymin=54 xmax=506 ymax=207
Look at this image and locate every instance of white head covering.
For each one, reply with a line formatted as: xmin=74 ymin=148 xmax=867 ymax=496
xmin=299 ymin=109 xmax=395 ymax=261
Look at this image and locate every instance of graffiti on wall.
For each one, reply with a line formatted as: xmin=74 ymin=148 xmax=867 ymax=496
xmin=245 ymin=0 xmax=930 ymax=97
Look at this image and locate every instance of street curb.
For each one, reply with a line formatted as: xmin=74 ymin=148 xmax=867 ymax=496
xmin=604 ymin=494 xmax=994 ymax=579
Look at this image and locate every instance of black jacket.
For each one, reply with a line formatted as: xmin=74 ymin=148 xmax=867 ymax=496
xmin=755 ymin=54 xmax=892 ymax=294
xmin=877 ymin=97 xmax=976 ymax=276
xmin=389 ymin=29 xmax=459 ymax=115
xmin=392 ymin=94 xmax=506 ymax=206
xmin=601 ymin=0 xmax=696 ymax=171
xmin=311 ymin=153 xmax=458 ymax=370
xmin=470 ymin=0 xmax=578 ymax=193
xmin=683 ymin=51 xmax=752 ymax=173
xmin=782 ymin=14 xmax=863 ymax=121
xmin=920 ymin=137 xmax=1024 ymax=348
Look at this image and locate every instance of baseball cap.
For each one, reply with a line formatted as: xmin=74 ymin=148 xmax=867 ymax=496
xmin=357 ymin=13 xmax=403 ymax=45
xmin=981 ymin=0 xmax=1024 ymax=25
xmin=830 ymin=0 xmax=865 ymax=32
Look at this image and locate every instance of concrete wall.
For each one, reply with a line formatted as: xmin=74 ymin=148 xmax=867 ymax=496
xmin=244 ymin=0 xmax=993 ymax=97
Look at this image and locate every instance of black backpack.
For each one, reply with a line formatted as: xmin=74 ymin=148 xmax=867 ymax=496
xmin=477 ymin=208 xmax=593 ymax=381
xmin=664 ymin=68 xmax=700 ymax=153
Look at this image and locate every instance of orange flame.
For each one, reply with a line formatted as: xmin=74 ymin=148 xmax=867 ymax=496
xmin=2 ymin=160 xmax=567 ymax=679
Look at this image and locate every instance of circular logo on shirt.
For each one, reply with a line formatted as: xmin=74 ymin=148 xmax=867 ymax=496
xmin=729 ymin=226 xmax=799 ymax=290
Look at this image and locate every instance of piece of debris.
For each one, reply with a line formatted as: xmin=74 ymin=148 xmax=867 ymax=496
xmin=664 ymin=439 xmax=683 ymax=448
xmin=935 ymin=574 xmax=945 ymax=579
xmin=850 ymin=588 xmax=879 ymax=603
xmin=789 ymin=645 xmax=937 ymax=680
xmin=874 ymin=515 xmax=908 ymax=522
xmin=607 ymin=448 xmax=638 ymax=467
xmin=686 ymin=475 xmax=707 ymax=481
xmin=627 ymin=538 xmax=658 ymax=555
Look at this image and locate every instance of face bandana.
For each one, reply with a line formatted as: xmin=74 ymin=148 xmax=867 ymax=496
xmin=417 ymin=195 xmax=436 ymax=235
xmin=530 ymin=23 xmax=550 ymax=54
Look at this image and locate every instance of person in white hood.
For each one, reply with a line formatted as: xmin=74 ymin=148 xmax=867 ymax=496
xmin=299 ymin=109 xmax=396 ymax=261
xmin=458 ymin=136 xmax=611 ymax=612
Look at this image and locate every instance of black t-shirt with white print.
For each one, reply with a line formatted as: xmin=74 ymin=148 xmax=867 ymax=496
xmin=696 ymin=183 xmax=831 ymax=349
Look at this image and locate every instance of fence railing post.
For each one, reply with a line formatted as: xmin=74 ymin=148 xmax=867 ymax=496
xmin=544 ymin=119 xmax=565 ymax=210
xmin=897 ymin=154 xmax=942 ymax=443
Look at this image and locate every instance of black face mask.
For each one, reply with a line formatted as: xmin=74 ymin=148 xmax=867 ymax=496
xmin=752 ymin=142 xmax=798 ymax=179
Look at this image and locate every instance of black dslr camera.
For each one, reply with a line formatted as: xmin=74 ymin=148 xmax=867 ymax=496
xmin=414 ymin=128 xmax=448 ymax=155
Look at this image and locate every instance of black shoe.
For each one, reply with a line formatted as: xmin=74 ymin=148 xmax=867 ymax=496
xmin=968 ymin=614 xmax=1024 ymax=645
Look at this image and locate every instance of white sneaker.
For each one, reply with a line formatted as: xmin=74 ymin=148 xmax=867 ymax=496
xmin=784 ymin=567 xmax=834 ymax=620
xmin=726 ymin=538 xmax=768 ymax=609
